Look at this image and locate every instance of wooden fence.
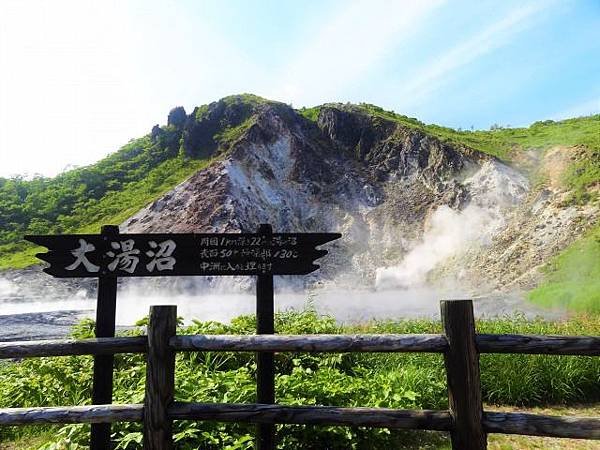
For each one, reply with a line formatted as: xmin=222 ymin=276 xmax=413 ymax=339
xmin=0 ymin=300 xmax=598 ymax=450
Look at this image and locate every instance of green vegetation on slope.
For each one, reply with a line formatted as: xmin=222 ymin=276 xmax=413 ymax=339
xmin=214 ymin=116 xmax=256 ymax=148
xmin=529 ymin=223 xmax=600 ymax=314
xmin=0 ymin=94 xmax=279 ymax=270
xmin=302 ymin=104 xmax=599 ymax=201
xmin=1 ymin=129 xmax=175 ymax=241
xmin=0 ymin=126 xmax=214 ymax=269
xmin=1 ymin=309 xmax=598 ymax=449
xmin=0 ymin=155 xmax=213 ymax=270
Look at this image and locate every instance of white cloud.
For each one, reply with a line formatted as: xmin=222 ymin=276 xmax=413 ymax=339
xmin=267 ymin=0 xmax=445 ymax=106
xmin=394 ymin=1 xmax=551 ymax=108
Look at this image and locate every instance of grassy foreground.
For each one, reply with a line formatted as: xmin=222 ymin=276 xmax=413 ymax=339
xmin=1 ymin=309 xmax=598 ymax=449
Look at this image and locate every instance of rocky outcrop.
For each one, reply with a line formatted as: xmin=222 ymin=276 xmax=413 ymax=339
xmin=167 ymin=106 xmax=187 ymax=128
xmin=180 ymin=96 xmax=275 ymax=158
xmin=4 ymin=99 xmax=596 ymax=339
xmin=122 ymin=102 xmax=512 ymax=288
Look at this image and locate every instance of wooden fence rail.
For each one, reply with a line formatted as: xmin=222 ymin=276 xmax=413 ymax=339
xmin=2 ymin=403 xmax=600 ymax=440
xmin=0 ymin=300 xmax=599 ymax=449
xmin=3 ymin=333 xmax=600 ymax=359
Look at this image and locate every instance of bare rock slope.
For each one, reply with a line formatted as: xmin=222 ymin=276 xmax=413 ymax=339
xmin=122 ymin=99 xmax=564 ymax=291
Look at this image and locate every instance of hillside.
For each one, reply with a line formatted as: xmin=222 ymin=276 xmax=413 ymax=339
xmin=0 ymin=94 xmax=598 ymax=312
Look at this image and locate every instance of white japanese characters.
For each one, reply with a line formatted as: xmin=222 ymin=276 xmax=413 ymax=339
xmin=146 ymin=239 xmax=176 ymax=272
xmin=64 ymin=238 xmax=178 ymax=274
xmin=55 ymin=233 xmax=333 ymax=276
xmin=65 ymin=239 xmax=100 ymax=273
xmin=107 ymin=239 xmax=140 ymax=274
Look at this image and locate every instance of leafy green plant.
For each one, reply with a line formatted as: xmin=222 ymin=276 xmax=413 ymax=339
xmin=1 ymin=309 xmax=598 ymax=449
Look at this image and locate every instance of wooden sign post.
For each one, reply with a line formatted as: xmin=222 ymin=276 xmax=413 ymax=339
xmin=256 ymin=224 xmax=275 ymax=449
xmin=26 ymin=225 xmax=340 ymax=450
xmin=90 ymin=225 xmax=119 ymax=449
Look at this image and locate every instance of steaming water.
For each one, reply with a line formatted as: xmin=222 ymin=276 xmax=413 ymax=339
xmin=0 ymin=276 xmax=559 ymax=341
xmin=0 ymin=161 xmax=558 ymax=341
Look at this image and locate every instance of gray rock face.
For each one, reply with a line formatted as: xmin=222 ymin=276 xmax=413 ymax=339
xmin=122 ymin=103 xmax=506 ymax=289
xmin=167 ymin=106 xmax=187 ymax=128
xmin=3 ymin=102 xmax=594 ymax=340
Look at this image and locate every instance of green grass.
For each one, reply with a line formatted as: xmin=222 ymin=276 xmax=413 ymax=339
xmin=564 ymin=146 xmax=600 ymax=204
xmin=298 ymin=106 xmax=320 ymax=122
xmin=1 ymin=309 xmax=598 ymax=449
xmin=301 ymin=104 xmax=599 ymax=197
xmin=528 ymin=223 xmax=600 ymax=314
xmin=71 ymin=156 xmax=213 ymax=233
xmin=214 ymin=116 xmax=256 ymax=147
xmin=0 ymin=243 xmax=40 ymax=270
xmin=0 ymin=155 xmax=214 ymax=270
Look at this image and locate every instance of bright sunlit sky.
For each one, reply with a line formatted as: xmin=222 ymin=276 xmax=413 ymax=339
xmin=0 ymin=0 xmax=599 ymax=178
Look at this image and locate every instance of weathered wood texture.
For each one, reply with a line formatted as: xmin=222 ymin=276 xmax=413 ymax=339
xmin=25 ymin=231 xmax=341 ymax=277
xmin=4 ymin=402 xmax=599 ymax=440
xmin=483 ymin=412 xmax=600 ymax=439
xmin=0 ymin=404 xmax=143 ymax=425
xmin=143 ymin=306 xmax=177 ymax=450
xmin=0 ymin=336 xmax=146 ymax=359
xmin=168 ymin=403 xmax=453 ymax=430
xmin=255 ymin=223 xmax=276 ymax=450
xmin=4 ymin=333 xmax=597 ymax=359
xmin=441 ymin=300 xmax=487 ymax=450
xmin=477 ymin=334 xmax=600 ymax=356
xmin=171 ymin=334 xmax=449 ymax=353
xmin=4 ymin=334 xmax=597 ymax=359
xmin=91 ymin=224 xmax=119 ymax=450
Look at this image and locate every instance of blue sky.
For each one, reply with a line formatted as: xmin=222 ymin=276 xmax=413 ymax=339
xmin=0 ymin=0 xmax=598 ymax=177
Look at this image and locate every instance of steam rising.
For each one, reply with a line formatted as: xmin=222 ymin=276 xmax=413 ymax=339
xmin=375 ymin=204 xmax=500 ymax=288
xmin=376 ymin=161 xmax=528 ymax=290
xmin=1 ymin=161 xmax=544 ymax=340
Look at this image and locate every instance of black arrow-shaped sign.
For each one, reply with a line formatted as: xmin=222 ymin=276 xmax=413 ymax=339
xmin=25 ymin=231 xmax=341 ymax=278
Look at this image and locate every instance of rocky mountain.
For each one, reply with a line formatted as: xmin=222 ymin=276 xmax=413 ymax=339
xmin=122 ymin=97 xmax=597 ymax=294
xmin=124 ymin=99 xmax=486 ymax=284
xmin=1 ymin=95 xmax=598 ymax=331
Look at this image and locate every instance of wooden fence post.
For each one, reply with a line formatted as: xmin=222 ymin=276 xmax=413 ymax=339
xmin=256 ymin=224 xmax=276 ymax=450
xmin=91 ymin=224 xmax=119 ymax=450
xmin=440 ymin=300 xmax=487 ymax=450
xmin=143 ymin=305 xmax=177 ymax=449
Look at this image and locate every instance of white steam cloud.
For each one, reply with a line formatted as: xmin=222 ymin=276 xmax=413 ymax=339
xmin=375 ymin=161 xmax=528 ymax=290
xmin=375 ymin=204 xmax=502 ymax=288
xmin=1 ymin=161 xmax=538 ymax=340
